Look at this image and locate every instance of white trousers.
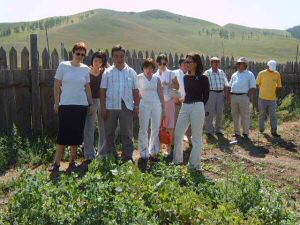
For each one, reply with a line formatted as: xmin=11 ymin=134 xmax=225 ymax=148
xmin=173 ymin=102 xmax=205 ymax=169
xmin=138 ymin=101 xmax=162 ymax=159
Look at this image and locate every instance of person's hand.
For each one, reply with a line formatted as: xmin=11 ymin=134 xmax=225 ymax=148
xmin=54 ymin=104 xmax=59 ymax=113
xmin=101 ymin=108 xmax=108 ymax=121
xmin=161 ymin=112 xmax=166 ymax=121
xmin=88 ymin=105 xmax=95 ymax=115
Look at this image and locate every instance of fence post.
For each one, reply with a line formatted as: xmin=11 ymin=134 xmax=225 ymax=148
xmin=0 ymin=47 xmax=7 ymax=69
xmin=30 ymin=34 xmax=42 ymax=136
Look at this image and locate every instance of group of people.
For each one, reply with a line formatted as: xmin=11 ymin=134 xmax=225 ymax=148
xmin=51 ymin=41 xmax=282 ymax=173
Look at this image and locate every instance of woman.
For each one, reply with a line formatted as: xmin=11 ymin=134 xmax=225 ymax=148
xmin=83 ymin=51 xmax=108 ymax=163
xmin=173 ymin=53 xmax=209 ymax=170
xmin=154 ymin=54 xmax=179 ymax=155
xmin=137 ymin=58 xmax=165 ymax=161
xmin=52 ymin=42 xmax=93 ymax=173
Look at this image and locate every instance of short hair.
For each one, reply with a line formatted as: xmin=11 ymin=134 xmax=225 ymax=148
xmin=90 ymin=50 xmax=108 ymax=68
xmin=111 ymin=44 xmax=126 ymax=56
xmin=186 ymin=53 xmax=204 ymax=75
xmin=156 ymin=54 xmax=168 ymax=64
xmin=141 ymin=58 xmax=156 ymax=71
xmin=72 ymin=42 xmax=87 ymax=54
xmin=179 ymin=58 xmax=186 ymax=66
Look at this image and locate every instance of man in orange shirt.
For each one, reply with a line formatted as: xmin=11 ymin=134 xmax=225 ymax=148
xmin=256 ymin=60 xmax=282 ymax=137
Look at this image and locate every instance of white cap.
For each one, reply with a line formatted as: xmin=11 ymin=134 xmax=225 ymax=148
xmin=236 ymin=57 xmax=248 ymax=65
xmin=210 ymin=56 xmax=220 ymax=62
xmin=267 ymin=60 xmax=277 ymax=71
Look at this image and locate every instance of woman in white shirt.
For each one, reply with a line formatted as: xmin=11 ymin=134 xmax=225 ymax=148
xmin=154 ymin=54 xmax=179 ymax=155
xmin=138 ymin=58 xmax=165 ymax=161
xmin=52 ymin=42 xmax=93 ymax=174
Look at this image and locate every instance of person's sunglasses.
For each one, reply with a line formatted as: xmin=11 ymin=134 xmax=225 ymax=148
xmin=75 ymin=52 xmax=86 ymax=57
xmin=159 ymin=62 xmax=167 ymax=66
xmin=185 ymin=61 xmax=194 ymax=64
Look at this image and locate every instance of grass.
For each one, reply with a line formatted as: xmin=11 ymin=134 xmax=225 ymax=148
xmin=0 ymin=9 xmax=299 ymax=62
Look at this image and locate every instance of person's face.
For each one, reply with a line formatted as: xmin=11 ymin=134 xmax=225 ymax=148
xmin=180 ymin=61 xmax=188 ymax=73
xmin=113 ymin=50 xmax=125 ymax=66
xmin=143 ymin=66 xmax=154 ymax=76
xmin=211 ymin=60 xmax=220 ymax=70
xmin=158 ymin=59 xmax=167 ymax=70
xmin=236 ymin=62 xmax=247 ymax=72
xmin=186 ymin=56 xmax=196 ymax=73
xmin=92 ymin=56 xmax=103 ymax=68
xmin=73 ymin=49 xmax=86 ymax=63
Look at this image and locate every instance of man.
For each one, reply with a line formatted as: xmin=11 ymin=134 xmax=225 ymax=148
xmin=228 ymin=57 xmax=256 ymax=138
xmin=100 ymin=45 xmax=140 ymax=161
xmin=256 ymin=60 xmax=282 ymax=137
xmin=173 ymin=58 xmax=192 ymax=145
xmin=204 ymin=57 xmax=229 ymax=136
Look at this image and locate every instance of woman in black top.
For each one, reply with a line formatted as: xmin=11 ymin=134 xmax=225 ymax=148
xmin=83 ymin=51 xmax=108 ymax=163
xmin=173 ymin=53 xmax=209 ymax=170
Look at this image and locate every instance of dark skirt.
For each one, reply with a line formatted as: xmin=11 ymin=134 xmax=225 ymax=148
xmin=57 ymin=105 xmax=88 ymax=145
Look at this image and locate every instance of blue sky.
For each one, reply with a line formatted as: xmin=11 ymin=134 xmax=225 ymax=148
xmin=1 ymin=0 xmax=299 ymax=29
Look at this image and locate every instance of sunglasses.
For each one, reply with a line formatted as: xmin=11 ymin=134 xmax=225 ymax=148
xmin=185 ymin=61 xmax=194 ymax=64
xmin=158 ymin=62 xmax=167 ymax=66
xmin=75 ymin=52 xmax=86 ymax=57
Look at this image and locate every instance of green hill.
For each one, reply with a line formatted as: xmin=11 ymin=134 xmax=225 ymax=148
xmin=287 ymin=25 xmax=300 ymax=40
xmin=0 ymin=9 xmax=299 ymax=62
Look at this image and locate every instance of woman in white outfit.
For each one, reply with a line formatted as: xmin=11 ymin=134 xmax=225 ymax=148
xmin=173 ymin=53 xmax=209 ymax=170
xmin=137 ymin=58 xmax=165 ymax=161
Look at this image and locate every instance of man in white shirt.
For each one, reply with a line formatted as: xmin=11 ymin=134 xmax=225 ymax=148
xmin=204 ymin=57 xmax=229 ymax=136
xmin=100 ymin=45 xmax=140 ymax=161
xmin=228 ymin=57 xmax=256 ymax=139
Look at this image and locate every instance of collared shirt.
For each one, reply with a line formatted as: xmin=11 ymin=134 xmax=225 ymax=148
xmin=256 ymin=69 xmax=282 ymax=100
xmin=154 ymin=68 xmax=175 ymax=101
xmin=100 ymin=64 xmax=138 ymax=110
xmin=229 ymin=69 xmax=256 ymax=93
xmin=203 ymin=68 xmax=229 ymax=91
xmin=173 ymin=69 xmax=186 ymax=100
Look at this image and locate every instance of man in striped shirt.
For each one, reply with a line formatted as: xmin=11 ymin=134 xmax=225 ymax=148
xmin=204 ymin=57 xmax=229 ymax=136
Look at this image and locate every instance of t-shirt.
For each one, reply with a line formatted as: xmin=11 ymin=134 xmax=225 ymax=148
xmin=154 ymin=69 xmax=175 ymax=102
xmin=137 ymin=73 xmax=160 ymax=103
xmin=90 ymin=69 xmax=104 ymax=98
xmin=256 ymin=69 xmax=282 ymax=100
xmin=183 ymin=75 xmax=210 ymax=105
xmin=54 ymin=61 xmax=90 ymax=106
xmin=229 ymin=70 xmax=256 ymax=93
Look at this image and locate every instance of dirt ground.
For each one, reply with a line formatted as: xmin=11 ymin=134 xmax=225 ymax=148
xmin=1 ymin=121 xmax=300 ymax=214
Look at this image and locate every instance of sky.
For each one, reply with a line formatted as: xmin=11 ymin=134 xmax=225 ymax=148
xmin=1 ymin=0 xmax=299 ymax=30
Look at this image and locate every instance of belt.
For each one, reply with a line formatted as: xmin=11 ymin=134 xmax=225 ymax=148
xmin=184 ymin=101 xmax=203 ymax=104
xmin=210 ymin=90 xmax=223 ymax=93
xmin=231 ymin=93 xmax=247 ymax=95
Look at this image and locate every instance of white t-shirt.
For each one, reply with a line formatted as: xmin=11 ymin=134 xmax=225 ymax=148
xmin=54 ymin=61 xmax=90 ymax=106
xmin=154 ymin=68 xmax=175 ymax=102
xmin=173 ymin=69 xmax=185 ymax=100
xmin=137 ymin=73 xmax=160 ymax=103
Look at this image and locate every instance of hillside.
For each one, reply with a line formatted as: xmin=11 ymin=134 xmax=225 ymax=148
xmin=287 ymin=25 xmax=300 ymax=40
xmin=0 ymin=9 xmax=299 ymax=62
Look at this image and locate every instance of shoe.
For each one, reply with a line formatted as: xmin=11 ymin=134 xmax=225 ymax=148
xmin=149 ymin=155 xmax=159 ymax=162
xmin=259 ymin=130 xmax=264 ymax=134
xmin=242 ymin=133 xmax=249 ymax=139
xmin=66 ymin=161 xmax=79 ymax=173
xmin=233 ymin=134 xmax=241 ymax=138
xmin=49 ymin=163 xmax=60 ymax=172
xmin=271 ymin=132 xmax=281 ymax=137
xmin=215 ymin=131 xmax=224 ymax=136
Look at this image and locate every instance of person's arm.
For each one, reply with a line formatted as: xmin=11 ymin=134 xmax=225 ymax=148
xmin=157 ymin=78 xmax=165 ymax=120
xmin=132 ymin=70 xmax=140 ymax=117
xmin=53 ymin=79 xmax=62 ymax=113
xmin=248 ymin=72 xmax=257 ymax=99
xmin=202 ymin=76 xmax=210 ymax=105
xmin=171 ymin=76 xmax=179 ymax=90
xmin=276 ymin=72 xmax=282 ymax=97
xmin=85 ymin=83 xmax=94 ymax=115
xmin=100 ymin=70 xmax=108 ymax=120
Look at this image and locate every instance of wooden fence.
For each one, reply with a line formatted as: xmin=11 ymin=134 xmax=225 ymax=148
xmin=1 ymin=34 xmax=300 ymax=137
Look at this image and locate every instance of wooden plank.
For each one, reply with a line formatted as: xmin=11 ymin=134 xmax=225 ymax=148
xmin=21 ymin=47 xmax=29 ymax=70
xmin=168 ymin=53 xmax=173 ymax=69
xmin=0 ymin=70 xmax=7 ymax=135
xmin=30 ymin=34 xmax=42 ymax=136
xmin=40 ymin=69 xmax=57 ymax=137
xmin=0 ymin=47 xmax=7 ymax=69
xmin=9 ymin=47 xmax=17 ymax=69
xmin=13 ymin=70 xmax=32 ymax=137
xmin=51 ymin=48 xmax=59 ymax=69
xmin=42 ymin=48 xmax=50 ymax=69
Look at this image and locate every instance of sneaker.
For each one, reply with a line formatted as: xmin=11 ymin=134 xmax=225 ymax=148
xmin=271 ymin=132 xmax=281 ymax=138
xmin=66 ymin=161 xmax=79 ymax=173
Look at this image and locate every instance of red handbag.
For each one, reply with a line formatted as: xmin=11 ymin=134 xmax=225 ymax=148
xmin=159 ymin=120 xmax=171 ymax=144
